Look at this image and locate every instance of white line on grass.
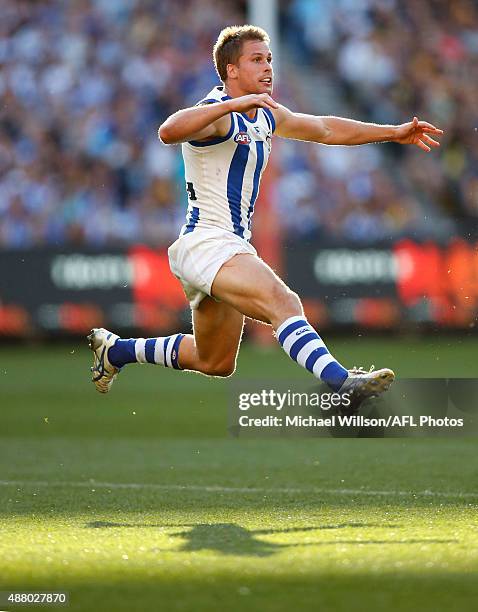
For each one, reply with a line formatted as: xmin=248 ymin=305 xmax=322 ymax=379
xmin=0 ymin=480 xmax=477 ymax=499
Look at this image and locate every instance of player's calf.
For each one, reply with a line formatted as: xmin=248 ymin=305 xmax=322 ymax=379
xmin=107 ymin=333 xmax=185 ymax=370
xmin=87 ymin=327 xmax=240 ymax=394
xmin=197 ymin=359 xmax=236 ymax=377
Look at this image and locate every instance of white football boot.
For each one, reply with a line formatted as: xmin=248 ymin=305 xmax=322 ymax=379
xmin=339 ymin=365 xmax=395 ymax=412
xmin=87 ymin=328 xmax=120 ymax=394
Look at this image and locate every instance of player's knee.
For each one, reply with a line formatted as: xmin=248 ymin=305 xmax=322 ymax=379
xmin=264 ymin=286 xmax=302 ymax=328
xmin=202 ymin=358 xmax=236 ymax=377
xmin=270 ymin=285 xmax=301 ymax=315
xmin=284 ymin=289 xmax=301 ymax=312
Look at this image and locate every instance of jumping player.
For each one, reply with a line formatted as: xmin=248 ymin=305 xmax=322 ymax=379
xmin=88 ymin=25 xmax=443 ymax=406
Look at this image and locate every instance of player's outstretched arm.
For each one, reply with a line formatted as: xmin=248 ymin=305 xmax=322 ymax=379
xmin=158 ymin=102 xmax=232 ymax=145
xmin=159 ymin=94 xmax=279 ymax=145
xmin=273 ymin=105 xmax=443 ymax=150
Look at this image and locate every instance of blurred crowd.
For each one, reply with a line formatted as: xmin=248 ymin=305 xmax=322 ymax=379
xmin=0 ymin=0 xmax=476 ymax=249
xmin=281 ymin=0 xmax=478 ymax=240
xmin=0 ymin=0 xmax=243 ymax=248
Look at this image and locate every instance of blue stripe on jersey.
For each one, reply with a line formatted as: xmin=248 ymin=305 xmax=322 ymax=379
xmin=183 ymin=206 xmax=200 ymax=234
xmin=227 ymin=115 xmax=249 ymax=238
xmin=189 ymin=114 xmax=235 ymax=147
xmin=247 ymin=141 xmax=264 ymax=229
xmin=263 ymin=108 xmax=276 ymax=133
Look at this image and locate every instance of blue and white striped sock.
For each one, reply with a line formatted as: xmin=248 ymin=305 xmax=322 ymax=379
xmin=108 ymin=334 xmax=185 ymax=370
xmin=276 ymin=316 xmax=348 ymax=391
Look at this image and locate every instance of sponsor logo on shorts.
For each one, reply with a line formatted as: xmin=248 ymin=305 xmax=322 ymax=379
xmin=235 ymin=132 xmax=251 ymax=145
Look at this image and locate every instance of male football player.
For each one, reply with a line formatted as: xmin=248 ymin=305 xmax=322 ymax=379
xmin=88 ymin=25 xmax=442 ymax=406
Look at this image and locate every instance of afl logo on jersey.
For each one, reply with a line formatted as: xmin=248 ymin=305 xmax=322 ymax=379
xmin=234 ymin=131 xmax=251 ymax=145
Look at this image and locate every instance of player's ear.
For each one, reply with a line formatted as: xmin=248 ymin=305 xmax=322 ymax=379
xmin=226 ymin=63 xmax=238 ymax=81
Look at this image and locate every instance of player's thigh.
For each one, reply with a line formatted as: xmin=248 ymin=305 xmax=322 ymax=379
xmin=211 ymin=253 xmax=302 ymax=326
xmin=193 ymin=295 xmax=244 ymax=364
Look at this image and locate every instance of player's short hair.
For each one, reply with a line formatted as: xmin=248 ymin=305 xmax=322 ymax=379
xmin=213 ymin=25 xmax=270 ymax=83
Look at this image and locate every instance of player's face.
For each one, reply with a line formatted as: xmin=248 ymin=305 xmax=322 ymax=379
xmin=233 ymin=40 xmax=273 ymax=95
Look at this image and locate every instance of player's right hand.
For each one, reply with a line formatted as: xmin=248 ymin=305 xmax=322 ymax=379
xmin=225 ymin=93 xmax=279 ymax=113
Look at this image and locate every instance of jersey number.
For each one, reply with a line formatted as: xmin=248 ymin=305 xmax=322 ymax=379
xmin=186 ymin=182 xmax=197 ymax=201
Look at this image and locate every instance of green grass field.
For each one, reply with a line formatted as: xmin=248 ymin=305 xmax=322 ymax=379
xmin=1 ymin=336 xmax=478 ymax=611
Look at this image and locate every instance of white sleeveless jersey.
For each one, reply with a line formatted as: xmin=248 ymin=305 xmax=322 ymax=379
xmin=180 ymin=85 xmax=275 ymax=242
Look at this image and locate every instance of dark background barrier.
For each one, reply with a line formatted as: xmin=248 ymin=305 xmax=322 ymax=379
xmin=0 ymin=247 xmax=187 ymax=336
xmin=2 ymin=235 xmax=478 ymax=336
xmin=286 ymin=236 xmax=478 ymax=329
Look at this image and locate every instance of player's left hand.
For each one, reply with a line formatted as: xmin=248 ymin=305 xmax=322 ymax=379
xmin=394 ymin=116 xmax=443 ymax=152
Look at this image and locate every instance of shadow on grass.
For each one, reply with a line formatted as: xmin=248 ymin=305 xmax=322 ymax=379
xmin=85 ymin=521 xmax=455 ymax=557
